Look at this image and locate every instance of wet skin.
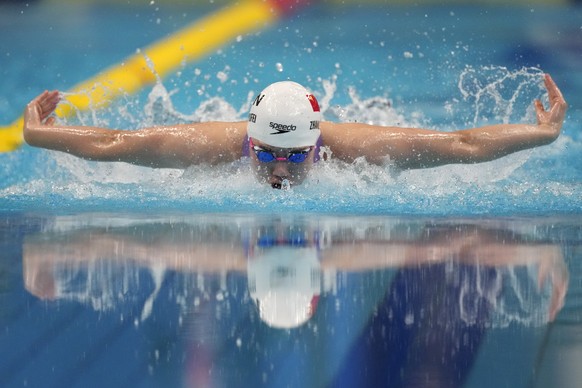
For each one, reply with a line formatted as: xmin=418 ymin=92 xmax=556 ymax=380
xmin=249 ymin=138 xmax=315 ymax=189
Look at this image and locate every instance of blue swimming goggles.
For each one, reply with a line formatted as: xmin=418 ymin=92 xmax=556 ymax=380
xmin=250 ymin=138 xmax=312 ymax=164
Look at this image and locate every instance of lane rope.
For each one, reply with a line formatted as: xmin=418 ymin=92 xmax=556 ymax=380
xmin=0 ymin=0 xmax=307 ymax=152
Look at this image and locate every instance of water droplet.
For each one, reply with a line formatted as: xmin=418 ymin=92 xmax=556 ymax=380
xmin=282 ymin=179 xmax=290 ymax=191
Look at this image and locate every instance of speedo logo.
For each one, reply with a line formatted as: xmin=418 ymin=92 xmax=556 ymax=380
xmin=269 ymin=122 xmax=297 ymax=135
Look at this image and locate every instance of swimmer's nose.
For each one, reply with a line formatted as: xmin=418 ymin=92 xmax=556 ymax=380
xmin=272 ymin=161 xmax=289 ymax=176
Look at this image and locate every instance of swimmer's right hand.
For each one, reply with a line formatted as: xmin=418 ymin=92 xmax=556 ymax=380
xmin=24 ymin=90 xmax=60 ymax=129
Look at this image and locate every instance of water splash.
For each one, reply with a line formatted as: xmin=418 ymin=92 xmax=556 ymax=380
xmin=456 ymin=66 xmax=545 ymax=126
xmin=281 ymin=179 xmax=291 ymax=191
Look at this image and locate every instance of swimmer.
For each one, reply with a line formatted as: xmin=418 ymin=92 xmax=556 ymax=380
xmin=23 ymin=74 xmax=567 ymax=189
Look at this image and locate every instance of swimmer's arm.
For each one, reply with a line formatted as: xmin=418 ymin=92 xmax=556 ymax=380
xmin=322 ymin=122 xmax=558 ymax=169
xmin=321 ymin=74 xmax=567 ymax=169
xmin=23 ymin=91 xmax=247 ymax=168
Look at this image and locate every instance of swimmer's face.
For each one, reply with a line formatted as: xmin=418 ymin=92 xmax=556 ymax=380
xmin=249 ymin=138 xmax=314 ymax=189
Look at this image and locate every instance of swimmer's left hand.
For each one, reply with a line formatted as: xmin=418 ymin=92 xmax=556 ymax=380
xmin=534 ymin=74 xmax=567 ymax=137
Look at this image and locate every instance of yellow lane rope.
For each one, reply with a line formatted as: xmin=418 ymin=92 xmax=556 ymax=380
xmin=0 ymin=0 xmax=281 ymax=152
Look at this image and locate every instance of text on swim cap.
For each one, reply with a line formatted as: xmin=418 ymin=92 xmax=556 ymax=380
xmin=269 ymin=122 xmax=296 ymax=135
xmin=249 ymin=113 xmax=257 ymax=123
xmin=253 ymin=94 xmax=265 ymax=106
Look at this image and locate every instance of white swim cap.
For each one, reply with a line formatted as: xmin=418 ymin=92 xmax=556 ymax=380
xmin=247 ymin=81 xmax=322 ymax=148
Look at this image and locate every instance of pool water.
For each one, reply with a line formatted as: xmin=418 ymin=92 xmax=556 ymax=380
xmin=1 ymin=212 xmax=580 ymax=387
xmin=0 ymin=2 xmax=581 ymax=387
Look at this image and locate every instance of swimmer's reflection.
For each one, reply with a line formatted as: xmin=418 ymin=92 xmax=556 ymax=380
xmin=22 ymin=217 xmax=568 ymax=386
xmin=23 ymin=217 xmax=567 ymax=326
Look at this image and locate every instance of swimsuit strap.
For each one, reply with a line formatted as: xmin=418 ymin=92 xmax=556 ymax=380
xmin=242 ymin=134 xmax=250 ymax=157
xmin=313 ymin=136 xmax=322 ymax=163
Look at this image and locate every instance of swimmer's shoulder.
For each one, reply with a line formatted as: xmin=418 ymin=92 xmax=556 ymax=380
xmin=159 ymin=121 xmax=248 ymax=165
xmin=319 ymin=121 xmax=401 ymax=164
xmin=319 ymin=121 xmax=359 ymax=157
xmin=175 ymin=121 xmax=247 ymax=144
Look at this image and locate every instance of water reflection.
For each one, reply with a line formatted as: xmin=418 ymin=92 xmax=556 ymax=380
xmin=21 ymin=215 xmax=568 ymax=387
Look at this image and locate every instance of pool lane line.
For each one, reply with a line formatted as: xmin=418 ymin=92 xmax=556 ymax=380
xmin=0 ymin=0 xmax=309 ymax=153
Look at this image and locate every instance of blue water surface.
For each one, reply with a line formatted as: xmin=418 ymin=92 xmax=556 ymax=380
xmin=1 ymin=211 xmax=579 ymax=388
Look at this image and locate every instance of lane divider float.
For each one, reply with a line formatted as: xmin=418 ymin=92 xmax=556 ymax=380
xmin=0 ymin=0 xmax=310 ymax=152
